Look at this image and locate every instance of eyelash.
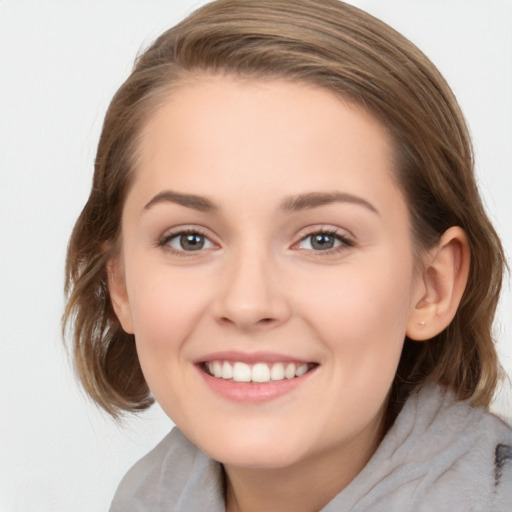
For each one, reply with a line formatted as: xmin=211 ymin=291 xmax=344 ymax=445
xmin=294 ymin=228 xmax=355 ymax=255
xmin=157 ymin=227 xmax=355 ymax=256
xmin=157 ymin=228 xmax=215 ymax=257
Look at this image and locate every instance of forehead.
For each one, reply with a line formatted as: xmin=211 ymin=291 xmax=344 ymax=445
xmin=131 ymin=76 xmax=403 ymax=215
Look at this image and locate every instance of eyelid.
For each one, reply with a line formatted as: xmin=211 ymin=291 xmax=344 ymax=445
xmin=156 ymin=224 xmax=354 ymax=256
xmin=294 ymin=224 xmax=355 ymax=241
xmin=157 ymin=225 xmax=219 ymax=254
xmin=292 ymin=226 xmax=355 ymax=253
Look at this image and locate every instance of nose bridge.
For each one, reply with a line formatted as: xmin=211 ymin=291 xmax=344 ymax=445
xmin=214 ymin=241 xmax=289 ymax=329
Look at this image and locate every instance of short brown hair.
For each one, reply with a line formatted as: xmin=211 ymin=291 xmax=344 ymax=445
xmin=63 ymin=0 xmax=505 ymax=418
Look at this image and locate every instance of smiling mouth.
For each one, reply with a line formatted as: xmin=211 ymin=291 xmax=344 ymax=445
xmin=201 ymin=361 xmax=318 ymax=384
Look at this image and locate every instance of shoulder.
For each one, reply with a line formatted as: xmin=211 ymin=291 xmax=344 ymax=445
xmin=326 ymin=385 xmax=512 ymax=512
xmin=406 ymin=385 xmax=512 ymax=511
xmin=109 ymin=428 xmax=224 ymax=512
xmin=384 ymin=385 xmax=512 ymax=511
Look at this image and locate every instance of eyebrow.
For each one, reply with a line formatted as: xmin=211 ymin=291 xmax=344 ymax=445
xmin=144 ymin=190 xmax=217 ymax=212
xmin=280 ymin=191 xmax=379 ymax=215
xmin=143 ymin=189 xmax=378 ymax=215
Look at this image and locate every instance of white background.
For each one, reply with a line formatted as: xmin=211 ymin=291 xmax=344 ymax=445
xmin=1 ymin=1 xmax=511 ymax=510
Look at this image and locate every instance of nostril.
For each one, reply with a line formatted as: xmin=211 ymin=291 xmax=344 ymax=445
xmin=218 ymin=316 xmax=277 ymax=329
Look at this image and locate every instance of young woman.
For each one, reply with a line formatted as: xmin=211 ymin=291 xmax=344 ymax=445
xmin=63 ymin=1 xmax=512 ymax=510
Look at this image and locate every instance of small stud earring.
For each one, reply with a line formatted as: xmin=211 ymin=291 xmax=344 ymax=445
xmin=419 ymin=321 xmax=426 ymax=328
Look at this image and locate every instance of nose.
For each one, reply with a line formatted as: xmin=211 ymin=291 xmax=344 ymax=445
xmin=213 ymin=248 xmax=291 ymax=331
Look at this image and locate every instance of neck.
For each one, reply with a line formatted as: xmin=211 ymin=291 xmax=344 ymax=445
xmin=223 ymin=419 xmax=383 ymax=512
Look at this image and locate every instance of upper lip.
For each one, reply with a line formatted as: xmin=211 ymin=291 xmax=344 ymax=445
xmin=194 ymin=351 xmax=315 ymax=365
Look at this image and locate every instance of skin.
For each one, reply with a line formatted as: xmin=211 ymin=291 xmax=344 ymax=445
xmin=109 ymin=76 xmax=469 ymax=512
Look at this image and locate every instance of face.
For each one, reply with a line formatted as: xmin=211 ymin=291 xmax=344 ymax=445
xmin=111 ymin=76 xmax=425 ymax=471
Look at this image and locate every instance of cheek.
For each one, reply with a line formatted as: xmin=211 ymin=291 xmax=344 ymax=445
xmin=126 ymin=264 xmax=213 ymax=360
xmin=303 ymin=257 xmax=414 ymax=371
xmin=305 ymin=263 xmax=414 ymax=427
xmin=126 ymin=267 xmax=216 ymax=415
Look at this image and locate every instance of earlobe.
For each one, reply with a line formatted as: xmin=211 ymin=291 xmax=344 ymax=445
xmin=406 ymin=226 xmax=470 ymax=341
xmin=107 ymin=257 xmax=135 ymax=334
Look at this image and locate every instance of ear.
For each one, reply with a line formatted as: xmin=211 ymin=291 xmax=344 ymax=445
xmin=406 ymin=226 xmax=470 ymax=341
xmin=107 ymin=256 xmax=134 ymax=334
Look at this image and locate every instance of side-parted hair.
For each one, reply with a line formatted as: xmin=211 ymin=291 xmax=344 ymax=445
xmin=63 ymin=0 xmax=505 ymax=419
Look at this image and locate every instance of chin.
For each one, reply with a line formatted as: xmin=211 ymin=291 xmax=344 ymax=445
xmin=214 ymin=446 xmax=305 ymax=469
xmin=191 ymin=426 xmax=313 ymax=469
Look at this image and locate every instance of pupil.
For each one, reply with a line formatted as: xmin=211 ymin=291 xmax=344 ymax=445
xmin=312 ymin=234 xmax=334 ymax=250
xmin=180 ymin=233 xmax=204 ymax=251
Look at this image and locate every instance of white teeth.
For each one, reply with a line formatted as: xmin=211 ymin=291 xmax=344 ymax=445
xmin=252 ymin=363 xmax=271 ymax=383
xmin=206 ymin=360 xmax=313 ymax=383
xmin=285 ymin=363 xmax=296 ymax=379
xmin=295 ymin=364 xmax=308 ymax=377
xmin=221 ymin=361 xmax=233 ymax=379
xmin=232 ymin=362 xmax=252 ymax=382
xmin=270 ymin=362 xmax=285 ymax=381
xmin=213 ymin=361 xmax=222 ymax=378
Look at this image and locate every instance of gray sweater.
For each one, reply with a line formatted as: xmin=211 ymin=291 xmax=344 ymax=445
xmin=110 ymin=385 xmax=512 ymax=511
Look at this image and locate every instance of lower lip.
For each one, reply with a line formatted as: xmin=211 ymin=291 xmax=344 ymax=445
xmin=197 ymin=365 xmax=316 ymax=403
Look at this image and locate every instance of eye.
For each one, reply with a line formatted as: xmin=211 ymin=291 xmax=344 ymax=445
xmin=295 ymin=230 xmax=353 ymax=252
xmin=161 ymin=230 xmax=215 ymax=252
